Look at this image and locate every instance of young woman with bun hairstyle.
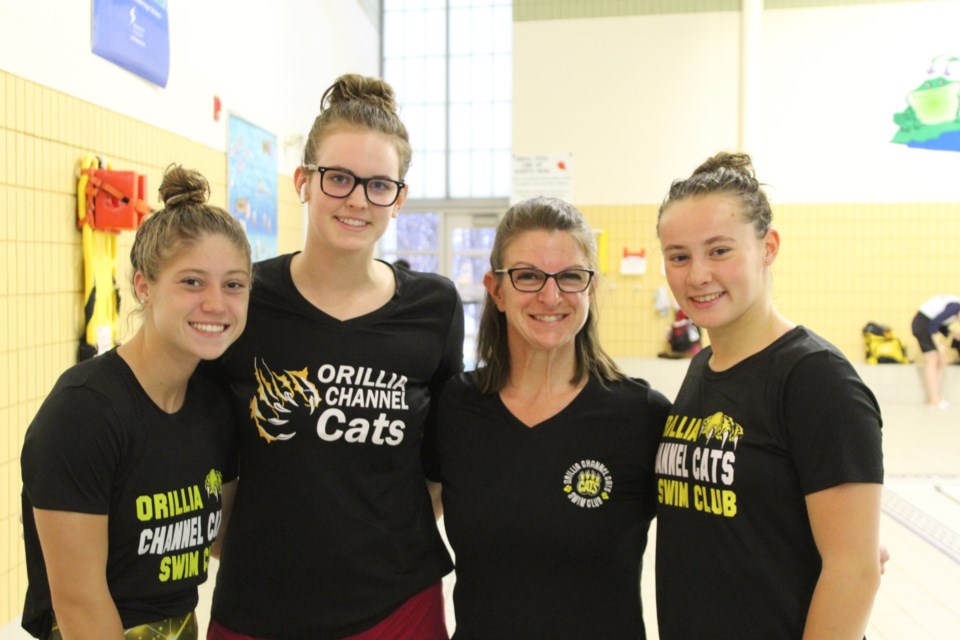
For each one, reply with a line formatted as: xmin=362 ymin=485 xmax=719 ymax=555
xmin=21 ymin=165 xmax=252 ymax=640
xmin=654 ymin=152 xmax=883 ymax=639
xmin=207 ymin=74 xmax=463 ymax=640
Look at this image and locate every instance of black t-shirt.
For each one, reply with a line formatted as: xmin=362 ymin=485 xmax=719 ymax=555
xmin=655 ymin=327 xmax=884 ymax=640
xmin=430 ymin=372 xmax=670 ymax=639
xmin=21 ymin=349 xmax=238 ymax=638
xmin=210 ymin=255 xmax=464 ymax=639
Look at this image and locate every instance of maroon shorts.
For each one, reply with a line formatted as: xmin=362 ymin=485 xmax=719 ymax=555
xmin=207 ymin=581 xmax=448 ymax=640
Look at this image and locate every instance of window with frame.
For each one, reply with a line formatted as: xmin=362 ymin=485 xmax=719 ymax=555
xmin=382 ymin=0 xmax=513 ymax=201
xmin=382 ymin=1 xmax=512 ymax=368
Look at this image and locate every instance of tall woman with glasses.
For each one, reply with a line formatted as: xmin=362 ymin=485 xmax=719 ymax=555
xmin=425 ymin=197 xmax=671 ymax=638
xmin=207 ymin=74 xmax=464 ymax=640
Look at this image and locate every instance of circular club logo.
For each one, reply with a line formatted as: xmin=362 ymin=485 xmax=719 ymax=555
xmin=563 ymin=459 xmax=613 ymax=508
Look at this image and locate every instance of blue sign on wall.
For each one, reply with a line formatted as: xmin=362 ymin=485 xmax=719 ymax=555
xmin=228 ymin=115 xmax=279 ymax=261
xmin=92 ymin=0 xmax=170 ymax=88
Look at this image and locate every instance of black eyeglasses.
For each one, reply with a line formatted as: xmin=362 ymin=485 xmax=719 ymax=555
xmin=302 ymin=164 xmax=405 ymax=207
xmin=494 ymin=267 xmax=595 ymax=293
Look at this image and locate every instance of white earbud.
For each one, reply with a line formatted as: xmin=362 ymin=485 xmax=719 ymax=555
xmin=299 ymin=184 xmax=307 ymax=203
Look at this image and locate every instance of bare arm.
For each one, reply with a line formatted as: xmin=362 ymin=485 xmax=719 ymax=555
xmin=426 ymin=480 xmax=443 ymax=521
xmin=211 ymin=479 xmax=238 ymax=559
xmin=33 ymin=508 xmax=125 ymax=640
xmin=802 ymin=483 xmax=882 ymax=640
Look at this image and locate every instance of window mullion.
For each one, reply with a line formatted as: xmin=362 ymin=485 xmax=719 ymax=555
xmin=444 ymin=0 xmax=451 ymax=201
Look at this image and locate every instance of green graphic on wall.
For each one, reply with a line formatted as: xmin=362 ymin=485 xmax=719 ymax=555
xmin=892 ymin=55 xmax=960 ymax=151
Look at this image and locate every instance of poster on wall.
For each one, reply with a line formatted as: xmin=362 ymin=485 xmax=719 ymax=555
xmin=91 ymin=0 xmax=170 ymax=88
xmin=891 ymin=54 xmax=960 ymax=152
xmin=228 ymin=115 xmax=278 ymax=261
xmin=511 ymin=153 xmax=573 ymax=205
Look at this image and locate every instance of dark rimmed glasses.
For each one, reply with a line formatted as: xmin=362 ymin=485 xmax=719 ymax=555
xmin=494 ymin=267 xmax=595 ymax=293
xmin=302 ymin=164 xmax=405 ymax=207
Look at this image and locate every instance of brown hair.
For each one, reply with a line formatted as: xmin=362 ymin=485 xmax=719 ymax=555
xmin=130 ymin=165 xmax=252 ymax=293
xmin=473 ymin=197 xmax=624 ymax=394
xmin=657 ymin=151 xmax=772 ymax=236
xmin=302 ymin=73 xmax=412 ymax=179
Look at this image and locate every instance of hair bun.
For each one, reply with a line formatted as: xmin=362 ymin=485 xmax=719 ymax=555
xmin=322 ymin=73 xmax=399 ymax=115
xmin=158 ymin=165 xmax=211 ymax=208
xmin=692 ymin=151 xmax=756 ymax=181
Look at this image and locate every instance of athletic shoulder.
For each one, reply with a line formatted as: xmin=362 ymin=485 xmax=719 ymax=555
xmin=604 ymin=376 xmax=672 ymax=418
xmin=397 ymin=266 xmax=460 ymax=298
xmin=439 ymin=370 xmax=480 ymax=402
xmin=251 ymin=253 xmax=294 ymax=289
xmin=774 ymin=327 xmax=872 ymax=400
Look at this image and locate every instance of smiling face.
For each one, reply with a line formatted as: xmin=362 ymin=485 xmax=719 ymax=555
xmin=136 ymin=233 xmax=250 ymax=365
xmin=658 ymin=193 xmax=778 ymax=337
xmin=295 ymin=128 xmax=407 ymax=256
xmin=485 ymin=229 xmax=593 ymax=358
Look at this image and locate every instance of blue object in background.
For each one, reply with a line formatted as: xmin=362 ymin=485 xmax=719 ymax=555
xmin=907 ymin=130 xmax=960 ymax=152
xmin=92 ymin=0 xmax=170 ymax=88
xmin=228 ymin=115 xmax=279 ymax=261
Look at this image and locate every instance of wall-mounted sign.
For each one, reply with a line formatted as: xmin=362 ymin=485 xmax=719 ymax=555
xmin=228 ymin=115 xmax=278 ymax=261
xmin=92 ymin=0 xmax=170 ymax=87
xmin=511 ymin=153 xmax=574 ymax=204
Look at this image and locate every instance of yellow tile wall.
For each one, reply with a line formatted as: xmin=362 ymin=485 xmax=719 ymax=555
xmin=3 ymin=65 xmax=956 ymax=626
xmin=580 ymin=204 xmax=676 ymax=357
xmin=0 ymin=70 xmax=301 ymax=626
xmin=581 ymin=202 xmax=960 ymax=362
xmin=773 ymin=203 xmax=960 ymax=361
